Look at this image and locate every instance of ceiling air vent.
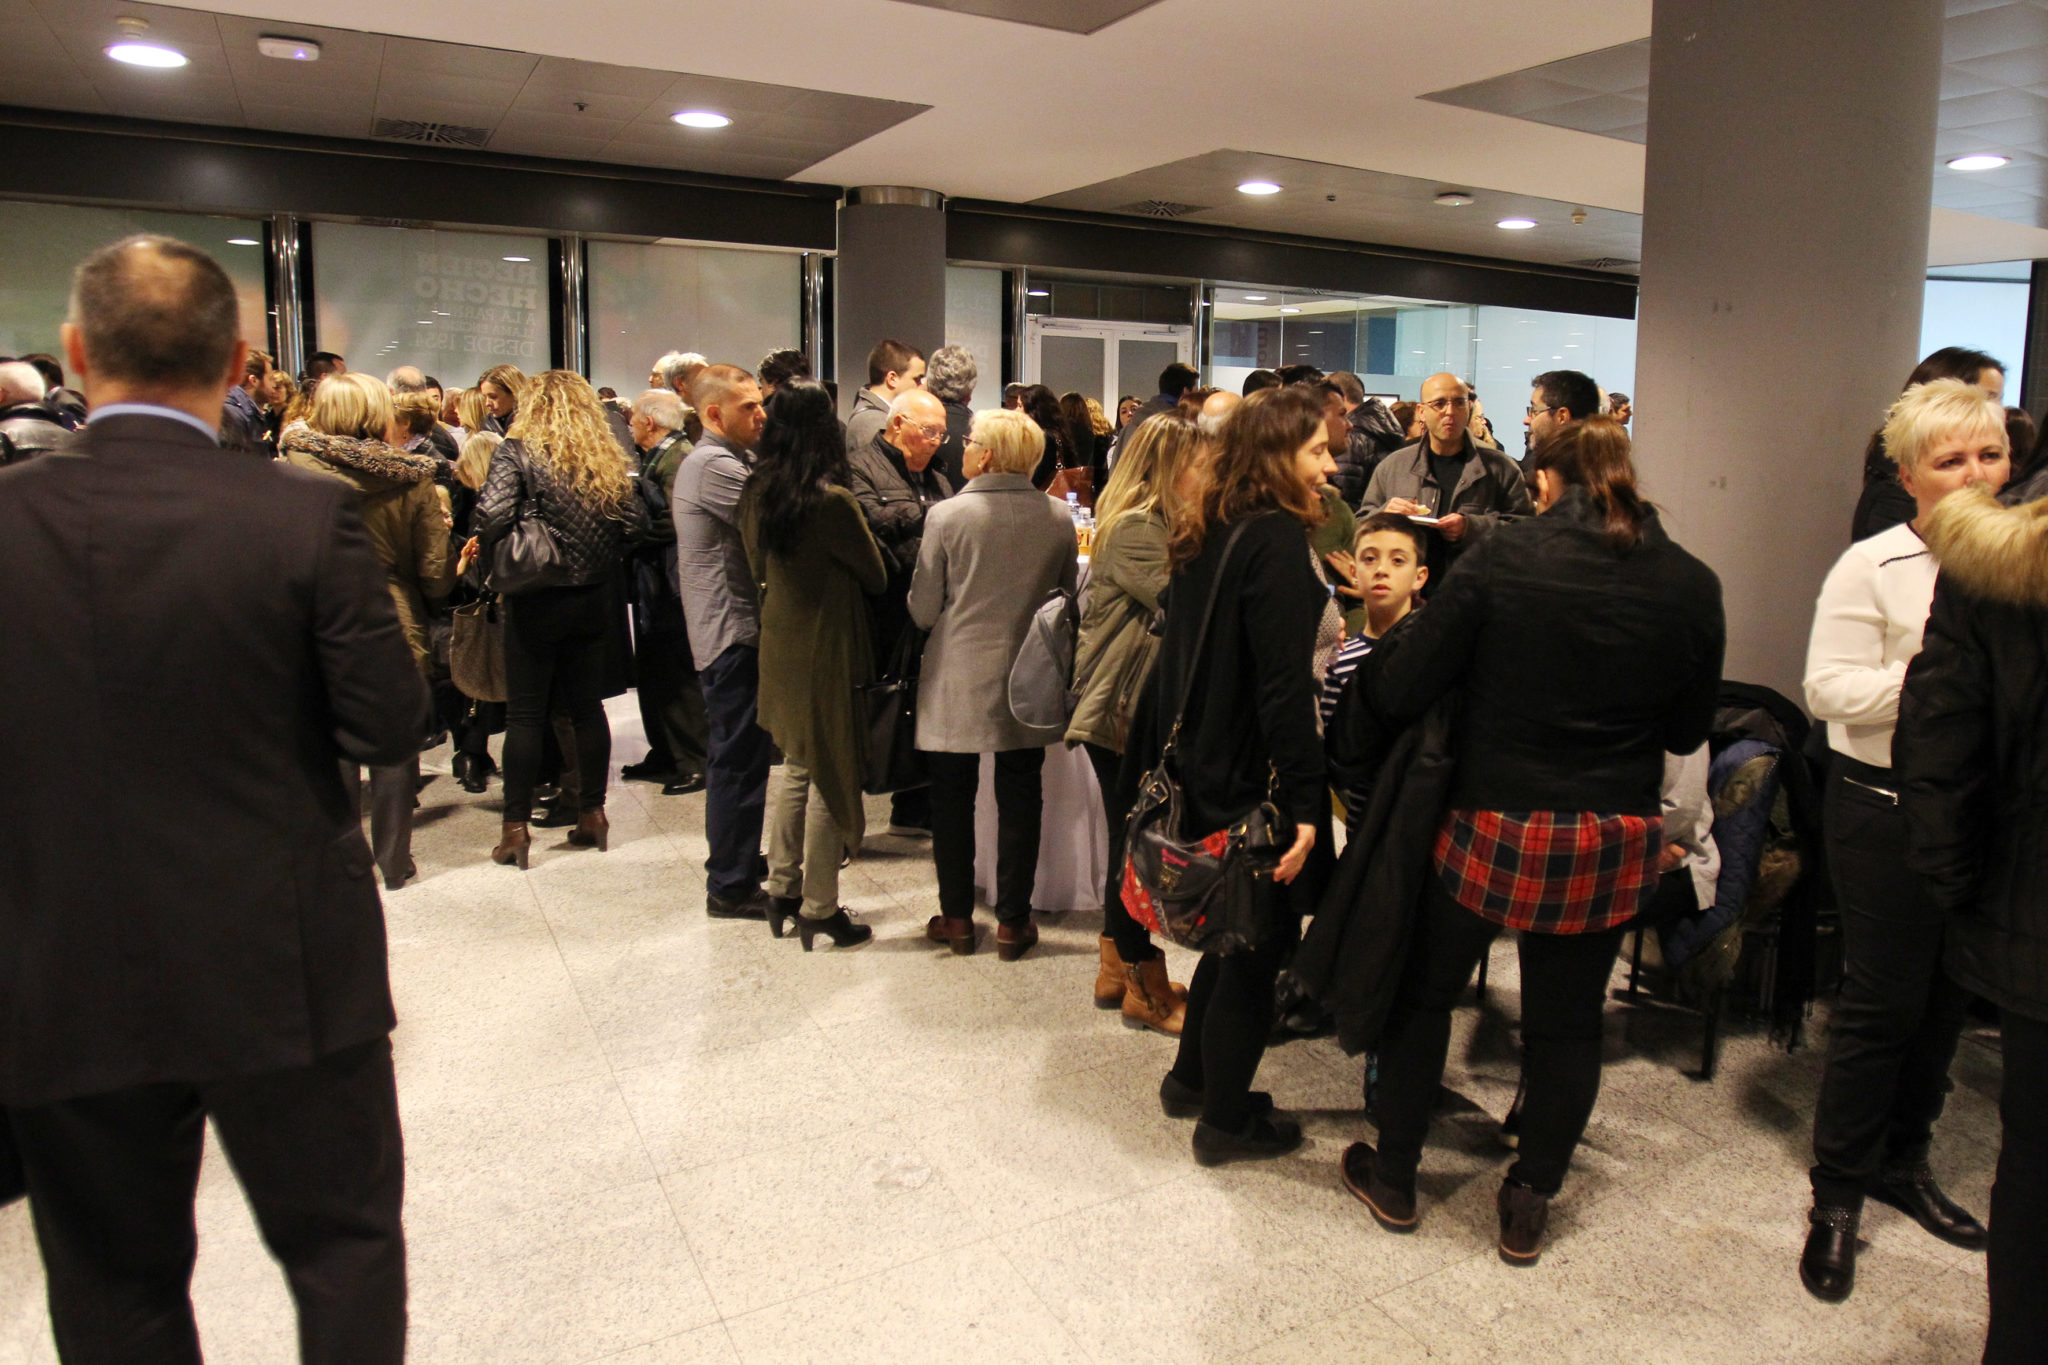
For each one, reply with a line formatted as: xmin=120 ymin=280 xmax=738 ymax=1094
xmin=371 ymin=118 xmax=492 ymax=149
xmin=1118 ymin=198 xmax=1205 ymax=219
xmin=1570 ymin=256 xmax=1640 ymax=270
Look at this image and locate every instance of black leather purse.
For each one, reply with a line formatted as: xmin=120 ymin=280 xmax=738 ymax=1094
xmin=488 ymin=441 xmax=568 ymax=595
xmin=859 ymin=627 xmax=929 ymax=795
xmin=1120 ymin=519 xmax=1285 ymax=956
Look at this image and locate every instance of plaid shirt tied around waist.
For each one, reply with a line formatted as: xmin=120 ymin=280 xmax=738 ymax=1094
xmin=1433 ymin=809 xmax=1663 ymax=934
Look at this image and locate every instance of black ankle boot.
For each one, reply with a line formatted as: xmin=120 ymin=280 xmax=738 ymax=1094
xmin=1868 ymin=1163 xmax=1988 ymax=1250
xmin=797 ymin=908 xmax=872 ymax=952
xmin=1800 ymin=1202 xmax=1859 ymax=1303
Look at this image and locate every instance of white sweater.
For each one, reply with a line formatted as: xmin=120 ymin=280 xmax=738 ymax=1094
xmin=1802 ymin=521 xmax=1937 ymax=768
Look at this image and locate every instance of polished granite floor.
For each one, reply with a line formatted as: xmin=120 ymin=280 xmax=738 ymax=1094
xmin=0 ymin=701 xmax=2004 ymax=1364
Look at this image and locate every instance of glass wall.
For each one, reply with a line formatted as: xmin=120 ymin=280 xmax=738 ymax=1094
xmin=1921 ymin=261 xmax=2029 ymax=376
xmin=944 ymin=265 xmax=1005 ymax=402
xmin=311 ymin=222 xmax=549 ymax=385
xmin=0 ymin=201 xmax=267 ymax=360
xmin=587 ymin=241 xmax=800 ymax=399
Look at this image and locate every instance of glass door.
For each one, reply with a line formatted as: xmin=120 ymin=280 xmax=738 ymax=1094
xmin=1025 ymin=318 xmax=1193 ymax=405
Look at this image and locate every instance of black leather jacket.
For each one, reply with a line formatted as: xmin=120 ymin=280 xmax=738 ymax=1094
xmin=474 ymin=437 xmax=650 ymax=589
xmin=0 ymin=403 xmax=72 ymax=463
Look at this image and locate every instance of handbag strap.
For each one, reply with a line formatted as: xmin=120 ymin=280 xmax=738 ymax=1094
xmin=1162 ymin=515 xmax=1256 ymax=755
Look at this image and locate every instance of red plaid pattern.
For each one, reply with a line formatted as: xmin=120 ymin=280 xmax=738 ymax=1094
xmin=1432 ymin=809 xmax=1662 ymax=934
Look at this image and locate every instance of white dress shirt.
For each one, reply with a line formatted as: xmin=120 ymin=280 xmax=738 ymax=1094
xmin=1802 ymin=521 xmax=1938 ymax=768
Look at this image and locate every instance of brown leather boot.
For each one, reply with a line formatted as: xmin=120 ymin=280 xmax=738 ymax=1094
xmin=925 ymin=914 xmax=976 ymax=955
xmin=567 ymin=808 xmax=609 ymax=851
xmin=491 ymin=821 xmax=531 ymax=870
xmin=1122 ymin=957 xmax=1186 ymax=1036
xmin=1094 ymin=936 xmax=1126 ymax=1009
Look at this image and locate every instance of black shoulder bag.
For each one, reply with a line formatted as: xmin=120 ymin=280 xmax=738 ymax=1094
xmin=488 ymin=440 xmax=569 ymax=595
xmin=1120 ymin=518 xmax=1286 ymax=956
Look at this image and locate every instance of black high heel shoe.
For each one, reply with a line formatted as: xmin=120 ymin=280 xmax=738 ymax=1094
xmin=798 ymin=908 xmax=873 ymax=952
xmin=766 ymin=896 xmax=800 ymax=940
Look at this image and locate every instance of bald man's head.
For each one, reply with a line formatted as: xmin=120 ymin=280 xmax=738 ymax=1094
xmin=1417 ymin=371 xmax=1473 ymax=451
xmin=67 ymin=235 xmax=241 ymax=393
xmin=1197 ymin=388 xmax=1240 ymax=440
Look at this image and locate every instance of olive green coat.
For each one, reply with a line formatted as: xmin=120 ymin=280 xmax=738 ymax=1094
xmin=1312 ymin=486 xmax=1364 ymax=638
xmin=1066 ymin=507 xmax=1169 ymax=753
xmin=741 ymin=484 xmax=888 ymax=852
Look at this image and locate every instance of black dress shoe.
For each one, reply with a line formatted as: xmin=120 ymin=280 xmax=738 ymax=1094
xmin=1157 ymin=1072 xmax=1271 ymax=1121
xmin=621 ymin=759 xmax=678 ymax=784
xmin=1868 ymin=1164 xmax=1988 ymax=1250
xmin=1497 ymin=1178 xmax=1550 ymax=1266
xmin=1192 ymin=1114 xmax=1303 ymax=1167
xmin=1800 ymin=1203 xmax=1859 ymax=1303
xmin=661 ymin=773 xmax=707 ymax=795
xmin=706 ymin=888 xmax=771 ymax=920
xmin=532 ymin=802 xmax=578 ymax=829
xmin=766 ymin=895 xmax=800 ymax=939
xmin=797 ymin=908 xmax=873 ymax=952
xmin=1340 ymin=1141 xmax=1418 ymax=1232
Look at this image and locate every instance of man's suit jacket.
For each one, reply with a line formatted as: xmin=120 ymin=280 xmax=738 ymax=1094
xmin=0 ymin=412 xmax=427 ymax=1107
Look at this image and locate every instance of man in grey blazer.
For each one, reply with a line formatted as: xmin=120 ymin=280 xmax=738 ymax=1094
xmin=0 ymin=235 xmax=424 ymax=1364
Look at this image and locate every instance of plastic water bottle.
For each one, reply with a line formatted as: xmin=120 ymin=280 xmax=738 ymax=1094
xmin=1065 ymin=491 xmax=1081 ymax=522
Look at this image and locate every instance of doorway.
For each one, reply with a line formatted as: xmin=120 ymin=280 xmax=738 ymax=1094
xmin=1025 ymin=317 xmax=1194 ymax=408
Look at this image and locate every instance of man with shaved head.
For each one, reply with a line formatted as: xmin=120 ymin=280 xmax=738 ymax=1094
xmin=852 ymin=386 xmax=953 ymax=835
xmin=0 ymin=358 xmax=68 ymax=462
xmin=0 ymin=235 xmax=420 ymax=1360
xmin=1196 ymin=387 xmax=1240 ymax=442
xmin=1359 ymin=370 xmax=1531 ymax=574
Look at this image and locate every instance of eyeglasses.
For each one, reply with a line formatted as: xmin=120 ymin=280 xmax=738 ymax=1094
xmin=1420 ymin=397 xmax=1470 ymax=413
xmin=1526 ymin=402 xmax=1560 ymax=417
xmin=904 ymin=421 xmax=946 ymax=442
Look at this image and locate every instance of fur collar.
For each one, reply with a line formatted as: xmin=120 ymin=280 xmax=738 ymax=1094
xmin=282 ymin=429 xmax=439 ymax=486
xmin=1923 ymin=485 xmax=2048 ymax=608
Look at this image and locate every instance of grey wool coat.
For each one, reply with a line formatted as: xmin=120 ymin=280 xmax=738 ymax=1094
xmin=908 ymin=472 xmax=1080 ymax=753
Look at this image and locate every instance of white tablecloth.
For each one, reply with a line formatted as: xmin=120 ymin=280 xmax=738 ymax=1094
xmin=972 ymin=742 xmax=1107 ymax=913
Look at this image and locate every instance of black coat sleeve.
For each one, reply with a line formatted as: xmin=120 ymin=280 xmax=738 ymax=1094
xmin=1897 ymin=578 xmax=1996 ymax=911
xmin=312 ymin=489 xmax=430 ymax=766
xmin=1239 ymin=524 xmax=1329 ymax=827
xmin=1662 ymin=568 xmax=1726 ymax=755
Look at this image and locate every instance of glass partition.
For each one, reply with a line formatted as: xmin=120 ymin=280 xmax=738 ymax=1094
xmin=587 ymin=241 xmax=801 ymax=400
xmin=1921 ymin=261 xmax=2029 ymax=375
xmin=944 ymin=265 xmax=1005 ymax=400
xmin=0 ymin=201 xmax=267 ymax=362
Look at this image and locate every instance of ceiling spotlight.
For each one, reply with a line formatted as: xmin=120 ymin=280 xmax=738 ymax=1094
xmin=1243 ymin=294 xmax=1268 ymax=301
xmin=502 ymin=255 xmax=530 ymax=263
xmin=106 ymin=19 xmax=186 ymax=67
xmin=256 ymin=35 xmax=320 ymax=61
xmin=1947 ymin=153 xmax=2009 ymax=171
xmin=1280 ymin=306 xmax=1302 ymax=314
xmin=1433 ymin=190 xmax=1474 ymax=207
xmin=1026 ymin=288 xmax=1050 ymax=297
xmin=1236 ymin=180 xmax=1282 ymax=196
xmin=672 ymin=110 xmax=732 ymax=129
xmin=226 ymin=237 xmax=259 ymax=246
xmin=1496 ymin=217 xmax=1538 ymax=230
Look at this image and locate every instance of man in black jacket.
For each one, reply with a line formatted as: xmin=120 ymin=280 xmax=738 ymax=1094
xmin=0 ymin=358 xmax=71 ymax=461
xmin=0 ymin=234 xmax=424 ymax=1364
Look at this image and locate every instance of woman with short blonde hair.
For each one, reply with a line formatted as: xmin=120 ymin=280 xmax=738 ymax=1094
xmin=965 ymin=408 xmax=1043 ymax=478
xmin=308 ymin=371 xmax=396 ymax=444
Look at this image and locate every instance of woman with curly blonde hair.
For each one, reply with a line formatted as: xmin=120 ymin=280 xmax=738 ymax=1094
xmin=473 ymin=370 xmax=648 ymax=868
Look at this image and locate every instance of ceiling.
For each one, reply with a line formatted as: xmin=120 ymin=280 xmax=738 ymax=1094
xmin=5 ymin=0 xmax=2048 ymax=270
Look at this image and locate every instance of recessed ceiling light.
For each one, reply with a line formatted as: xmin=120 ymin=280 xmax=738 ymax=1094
xmin=1243 ymin=294 xmax=1268 ymax=301
xmin=418 ymin=320 xmax=434 ymax=325
xmin=226 ymin=237 xmax=259 ymax=246
xmin=1280 ymin=307 xmax=1301 ymax=314
xmin=1026 ymin=288 xmax=1050 ymax=297
xmin=256 ymin=35 xmax=320 ymax=61
xmin=673 ymin=110 xmax=732 ymax=129
xmin=106 ymin=40 xmax=186 ymax=67
xmin=1237 ymin=180 xmax=1282 ymax=196
xmin=1947 ymin=153 xmax=2009 ymax=171
xmin=1496 ymin=218 xmax=1538 ymax=231
xmin=1433 ymin=191 xmax=1475 ymax=207
xmin=502 ymin=255 xmax=530 ymax=263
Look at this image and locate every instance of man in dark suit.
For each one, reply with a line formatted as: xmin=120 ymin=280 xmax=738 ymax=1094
xmin=0 ymin=235 xmax=425 ymax=1364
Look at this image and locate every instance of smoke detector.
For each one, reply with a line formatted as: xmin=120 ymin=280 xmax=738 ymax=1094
xmin=1433 ymin=190 xmax=1475 ymax=207
xmin=257 ymin=35 xmax=321 ymax=61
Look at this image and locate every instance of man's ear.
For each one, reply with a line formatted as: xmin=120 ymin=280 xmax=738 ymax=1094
xmin=60 ymin=322 xmax=89 ymax=387
xmin=1414 ymin=564 xmax=1429 ymax=590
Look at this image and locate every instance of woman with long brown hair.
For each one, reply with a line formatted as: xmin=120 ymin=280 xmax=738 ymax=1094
xmin=473 ymin=370 xmax=648 ymax=868
xmin=478 ymin=363 xmax=528 ymax=436
xmin=1336 ymin=417 xmax=1723 ymax=1265
xmin=1151 ymin=385 xmax=1332 ymax=1165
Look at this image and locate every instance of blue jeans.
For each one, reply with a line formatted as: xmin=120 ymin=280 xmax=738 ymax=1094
xmin=700 ymin=643 xmax=770 ymax=900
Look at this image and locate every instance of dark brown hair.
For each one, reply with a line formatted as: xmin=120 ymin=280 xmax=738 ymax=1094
xmin=1170 ymin=384 xmax=1325 ymax=565
xmin=1525 ymin=417 xmax=1652 ymax=551
xmin=70 ymin=235 xmax=239 ymax=390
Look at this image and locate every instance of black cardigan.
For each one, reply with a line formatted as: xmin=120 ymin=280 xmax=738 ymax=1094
xmin=1151 ymin=509 xmax=1327 ymax=836
xmin=1358 ymin=487 xmax=1724 ymax=816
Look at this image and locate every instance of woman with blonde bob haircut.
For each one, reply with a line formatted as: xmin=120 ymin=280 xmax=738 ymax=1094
xmin=280 ymin=370 xmax=453 ymax=890
xmin=961 ymin=406 xmax=1043 ymax=478
xmin=1069 ymin=411 xmax=1206 ymax=1032
xmin=473 ymin=369 xmax=649 ymax=869
xmin=1797 ymin=377 xmax=2008 ymax=1303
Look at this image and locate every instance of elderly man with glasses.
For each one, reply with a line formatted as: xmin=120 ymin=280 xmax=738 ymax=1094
xmin=850 ymin=387 xmax=955 ymax=835
xmin=1359 ymin=370 xmax=1533 ymax=577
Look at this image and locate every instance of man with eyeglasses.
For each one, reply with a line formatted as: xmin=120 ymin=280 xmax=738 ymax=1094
xmin=1524 ymin=368 xmax=1601 ymax=457
xmin=1360 ymin=371 xmax=1532 ymax=573
xmin=851 ymin=387 xmax=955 ymax=835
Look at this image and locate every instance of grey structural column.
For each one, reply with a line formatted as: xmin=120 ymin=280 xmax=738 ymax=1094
xmin=835 ymin=186 xmax=946 ymax=414
xmin=801 ymin=251 xmax=828 ymax=380
xmin=1632 ymin=0 xmax=1943 ymax=699
xmin=556 ymin=233 xmax=588 ymax=375
xmin=266 ymin=212 xmax=305 ymax=376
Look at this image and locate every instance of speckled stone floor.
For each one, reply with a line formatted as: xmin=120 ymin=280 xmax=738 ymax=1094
xmin=0 ymin=699 xmax=2001 ymax=1364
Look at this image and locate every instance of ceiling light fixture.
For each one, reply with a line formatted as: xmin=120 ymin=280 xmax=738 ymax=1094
xmin=672 ymin=110 xmax=732 ymax=129
xmin=256 ymin=35 xmax=320 ymax=61
xmin=106 ymin=19 xmax=187 ymax=67
xmin=1243 ymin=294 xmax=1268 ymax=302
xmin=1026 ymin=288 xmax=1050 ymax=297
xmin=502 ymin=255 xmax=530 ymax=263
xmin=1947 ymin=153 xmax=2009 ymax=171
xmin=1280 ymin=306 xmax=1301 ymax=314
xmin=226 ymin=237 xmax=259 ymax=246
xmin=1236 ymin=180 xmax=1282 ymax=196
xmin=1496 ymin=217 xmax=1538 ymax=231
xmin=1433 ymin=190 xmax=1474 ymax=207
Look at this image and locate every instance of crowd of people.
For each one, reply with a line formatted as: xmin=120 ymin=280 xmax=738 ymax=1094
xmin=0 ymin=233 xmax=2040 ymax=1364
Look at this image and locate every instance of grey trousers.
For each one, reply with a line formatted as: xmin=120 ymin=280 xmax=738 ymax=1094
xmin=765 ymin=760 xmax=842 ymax=920
xmin=339 ymin=757 xmax=417 ymax=888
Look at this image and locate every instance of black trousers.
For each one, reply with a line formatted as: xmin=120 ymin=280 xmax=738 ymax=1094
xmin=1986 ymin=1008 xmax=2048 ymax=1365
xmin=1083 ymin=741 xmax=1157 ymax=964
xmin=927 ymin=748 xmax=1044 ymax=923
xmin=501 ymin=584 xmax=613 ymax=823
xmin=632 ymin=592 xmax=707 ymax=777
xmin=338 ymin=757 xmax=417 ymax=887
xmin=700 ymin=643 xmax=771 ymax=901
xmin=1809 ymin=763 xmax=1974 ymax=1207
xmin=1375 ymin=874 xmax=1626 ymax=1196
xmin=1167 ymin=885 xmax=1300 ymax=1130
xmin=7 ymin=1038 xmax=405 ymax=1365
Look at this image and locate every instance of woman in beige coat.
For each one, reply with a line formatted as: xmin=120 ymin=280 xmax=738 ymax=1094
xmin=281 ymin=372 xmax=453 ymax=889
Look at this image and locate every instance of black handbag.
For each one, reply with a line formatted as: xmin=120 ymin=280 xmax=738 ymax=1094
xmin=450 ymin=594 xmax=508 ymax=704
xmin=859 ymin=627 xmax=929 ymax=795
xmin=488 ymin=441 xmax=569 ymax=595
xmin=1120 ymin=519 xmax=1285 ymax=956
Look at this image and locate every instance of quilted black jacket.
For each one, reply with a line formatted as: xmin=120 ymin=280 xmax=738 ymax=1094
xmin=474 ymin=437 xmax=650 ymax=589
